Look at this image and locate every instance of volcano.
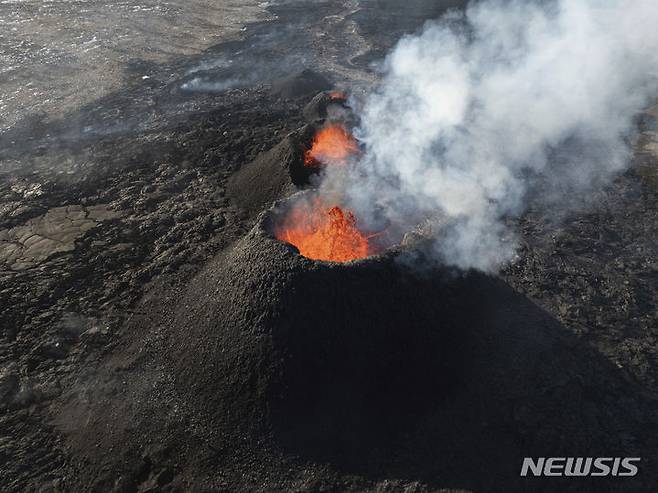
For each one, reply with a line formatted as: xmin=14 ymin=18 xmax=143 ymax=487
xmin=165 ymin=198 xmax=474 ymax=455
xmin=52 ymin=185 xmax=657 ymax=490
xmin=106 ymin=196 xmax=655 ymax=492
xmin=226 ymin=124 xmax=317 ymax=215
xmin=228 ymin=97 xmax=360 ymax=216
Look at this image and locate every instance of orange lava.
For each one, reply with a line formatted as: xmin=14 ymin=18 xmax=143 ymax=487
xmin=329 ymin=90 xmax=347 ymax=100
xmin=304 ymin=125 xmax=359 ymax=167
xmin=275 ymin=199 xmax=374 ymax=262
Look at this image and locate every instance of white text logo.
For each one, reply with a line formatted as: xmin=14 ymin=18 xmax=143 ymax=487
xmin=520 ymin=457 xmax=640 ymax=477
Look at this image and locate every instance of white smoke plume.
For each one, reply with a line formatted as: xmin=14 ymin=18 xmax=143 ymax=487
xmin=343 ymin=0 xmax=658 ymax=272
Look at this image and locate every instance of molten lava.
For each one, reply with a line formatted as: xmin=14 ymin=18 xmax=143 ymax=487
xmin=275 ymin=199 xmax=374 ymax=262
xmin=304 ymin=125 xmax=359 ymax=167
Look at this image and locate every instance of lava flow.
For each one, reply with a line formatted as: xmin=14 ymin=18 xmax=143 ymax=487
xmin=304 ymin=124 xmax=358 ymax=167
xmin=274 ymin=199 xmax=376 ymax=262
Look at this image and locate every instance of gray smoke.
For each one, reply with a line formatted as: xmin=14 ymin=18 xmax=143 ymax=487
xmin=343 ymin=0 xmax=657 ymax=272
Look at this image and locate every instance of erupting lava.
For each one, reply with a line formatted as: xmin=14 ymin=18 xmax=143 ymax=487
xmin=329 ymin=90 xmax=347 ymax=100
xmin=304 ymin=124 xmax=359 ymax=167
xmin=275 ymin=199 xmax=375 ymax=262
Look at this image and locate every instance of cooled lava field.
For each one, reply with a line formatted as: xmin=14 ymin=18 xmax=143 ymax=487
xmin=1 ymin=1 xmax=657 ymax=492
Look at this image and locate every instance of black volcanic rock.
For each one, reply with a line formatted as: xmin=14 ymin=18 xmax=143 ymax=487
xmin=227 ymin=125 xmax=317 ymax=215
xmin=303 ymin=91 xmax=351 ymax=123
xmin=270 ymin=69 xmax=332 ymax=99
xmin=303 ymin=91 xmax=337 ymax=122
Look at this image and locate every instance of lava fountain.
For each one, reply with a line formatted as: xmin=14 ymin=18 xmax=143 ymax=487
xmin=274 ymin=197 xmax=381 ymax=262
xmin=329 ymin=90 xmax=347 ymax=100
xmin=304 ymin=124 xmax=359 ymax=167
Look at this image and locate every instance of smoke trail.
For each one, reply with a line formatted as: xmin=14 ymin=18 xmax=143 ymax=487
xmin=344 ymin=0 xmax=657 ymax=271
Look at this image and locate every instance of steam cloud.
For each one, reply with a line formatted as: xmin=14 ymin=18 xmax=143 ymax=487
xmin=343 ymin=0 xmax=657 ymax=272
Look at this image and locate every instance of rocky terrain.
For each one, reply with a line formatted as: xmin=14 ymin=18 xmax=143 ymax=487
xmin=1 ymin=1 xmax=657 ymax=492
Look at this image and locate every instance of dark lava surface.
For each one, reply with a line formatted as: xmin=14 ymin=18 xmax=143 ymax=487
xmin=1 ymin=1 xmax=657 ymax=492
